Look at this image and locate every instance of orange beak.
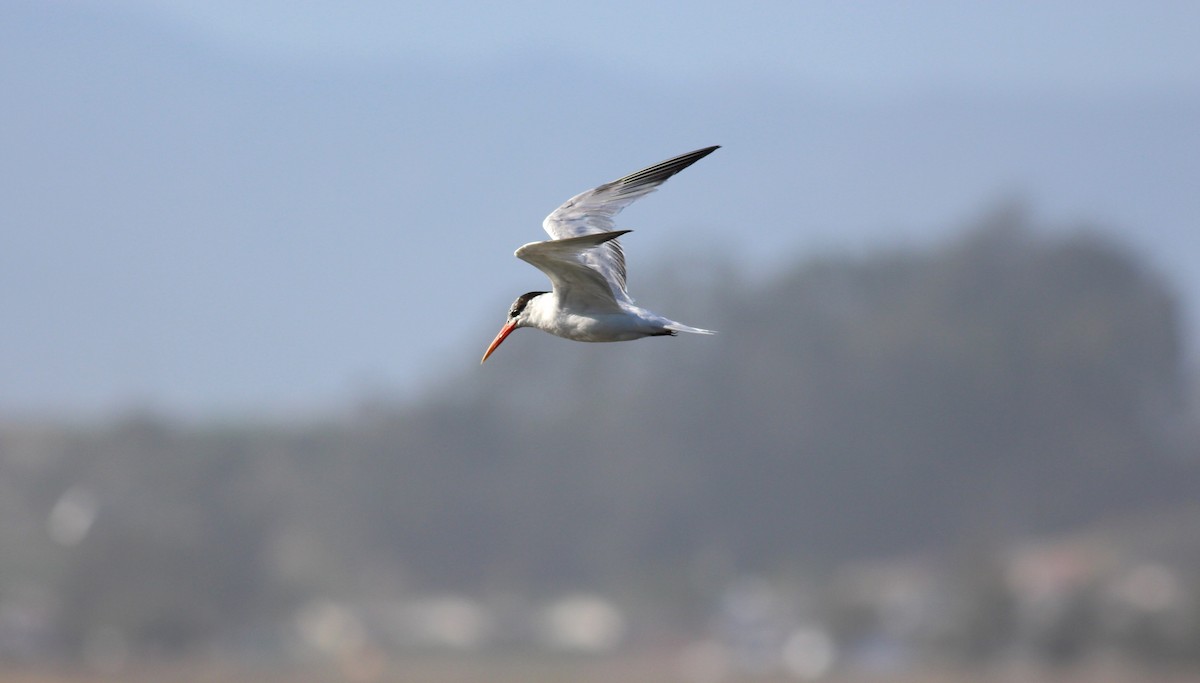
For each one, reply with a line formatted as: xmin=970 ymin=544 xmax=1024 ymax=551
xmin=480 ymin=321 xmax=517 ymax=364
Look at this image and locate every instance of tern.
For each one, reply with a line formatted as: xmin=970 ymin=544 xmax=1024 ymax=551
xmin=481 ymin=146 xmax=719 ymax=363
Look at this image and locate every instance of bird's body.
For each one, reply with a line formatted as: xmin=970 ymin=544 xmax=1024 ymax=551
xmin=519 ymin=293 xmax=686 ymax=342
xmin=482 ymin=146 xmax=718 ymax=363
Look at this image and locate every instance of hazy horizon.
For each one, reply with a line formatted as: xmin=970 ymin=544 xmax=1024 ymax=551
xmin=5 ymin=5 xmax=1200 ymax=680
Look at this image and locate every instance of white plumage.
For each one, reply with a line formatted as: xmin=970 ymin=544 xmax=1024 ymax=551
xmin=482 ymin=146 xmax=718 ymax=363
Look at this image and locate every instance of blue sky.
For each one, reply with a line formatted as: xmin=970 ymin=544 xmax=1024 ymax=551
xmin=4 ymin=1 xmax=1198 ymax=417
xmin=111 ymin=1 xmax=1199 ymax=91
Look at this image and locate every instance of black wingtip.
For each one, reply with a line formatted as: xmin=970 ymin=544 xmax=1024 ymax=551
xmin=614 ymin=145 xmax=721 ymax=191
xmin=669 ymin=145 xmax=720 ymax=166
xmin=601 ymin=228 xmax=632 ymax=242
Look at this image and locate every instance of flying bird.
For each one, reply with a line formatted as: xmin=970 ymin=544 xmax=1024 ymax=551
xmin=481 ymin=146 xmax=719 ymax=363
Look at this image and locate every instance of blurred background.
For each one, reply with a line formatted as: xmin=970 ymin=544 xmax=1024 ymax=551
xmin=2 ymin=1 xmax=1199 ymax=681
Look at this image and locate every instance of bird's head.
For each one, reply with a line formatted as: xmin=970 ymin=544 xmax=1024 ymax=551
xmin=480 ymin=291 xmax=548 ymax=363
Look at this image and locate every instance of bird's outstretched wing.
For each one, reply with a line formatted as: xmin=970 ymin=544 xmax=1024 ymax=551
xmin=542 ymin=146 xmax=719 ymax=301
xmin=516 ymin=231 xmax=630 ymax=313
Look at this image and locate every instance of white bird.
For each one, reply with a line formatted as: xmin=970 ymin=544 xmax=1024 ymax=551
xmin=481 ymin=146 xmax=719 ymax=363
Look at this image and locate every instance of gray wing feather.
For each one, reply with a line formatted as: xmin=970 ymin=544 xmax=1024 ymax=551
xmin=541 ymin=146 xmax=719 ymax=300
xmin=516 ymin=231 xmax=630 ymax=313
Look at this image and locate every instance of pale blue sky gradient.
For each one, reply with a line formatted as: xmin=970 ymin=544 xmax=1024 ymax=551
xmin=4 ymin=1 xmax=1198 ymax=416
xmin=111 ymin=1 xmax=1199 ymax=92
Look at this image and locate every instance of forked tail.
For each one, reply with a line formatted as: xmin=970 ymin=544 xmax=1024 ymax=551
xmin=664 ymin=321 xmax=716 ymax=335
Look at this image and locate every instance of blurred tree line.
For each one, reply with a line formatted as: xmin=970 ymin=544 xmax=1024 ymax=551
xmin=0 ymin=211 xmax=1196 ymax=659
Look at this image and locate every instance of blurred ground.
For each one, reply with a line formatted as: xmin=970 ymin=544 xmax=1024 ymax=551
xmin=3 ymin=655 xmax=1200 ymax=683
